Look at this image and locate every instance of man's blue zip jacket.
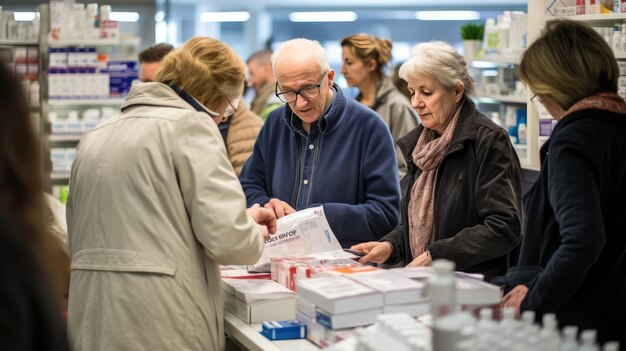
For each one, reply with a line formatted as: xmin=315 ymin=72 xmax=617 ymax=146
xmin=240 ymin=84 xmax=401 ymax=248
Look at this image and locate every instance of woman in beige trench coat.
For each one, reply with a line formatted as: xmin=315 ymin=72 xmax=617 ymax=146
xmin=66 ymin=37 xmax=275 ymax=351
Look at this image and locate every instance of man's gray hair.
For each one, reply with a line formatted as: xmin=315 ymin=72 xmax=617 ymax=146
xmin=399 ymin=41 xmax=474 ymax=96
xmin=271 ymin=38 xmax=330 ymax=80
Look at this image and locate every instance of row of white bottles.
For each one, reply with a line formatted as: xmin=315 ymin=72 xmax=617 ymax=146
xmin=459 ymin=308 xmax=620 ymax=351
xmin=344 ymin=260 xmax=619 ymax=351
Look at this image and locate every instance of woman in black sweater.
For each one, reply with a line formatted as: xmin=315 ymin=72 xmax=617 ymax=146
xmin=498 ymin=19 xmax=626 ymax=345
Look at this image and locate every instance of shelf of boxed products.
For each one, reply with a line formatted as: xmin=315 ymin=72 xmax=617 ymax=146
xmin=47 ymin=38 xmax=120 ymax=48
xmin=48 ymin=97 xmax=125 ymax=106
xmin=556 ymin=13 xmax=626 ymax=26
xmin=472 ymin=55 xmax=520 ymax=66
xmin=51 ymin=173 xmax=70 ymax=181
xmin=49 ymin=134 xmax=82 ymax=142
xmin=0 ymin=39 xmax=38 ymax=46
xmin=477 ymin=94 xmax=527 ymax=104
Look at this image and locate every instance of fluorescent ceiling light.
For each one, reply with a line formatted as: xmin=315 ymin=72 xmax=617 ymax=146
xmin=14 ymin=12 xmax=37 ymax=21
xmin=110 ymin=12 xmax=140 ymax=22
xmin=415 ymin=11 xmax=480 ymax=21
xmin=201 ymin=11 xmax=250 ymax=22
xmin=289 ymin=11 xmax=358 ymax=22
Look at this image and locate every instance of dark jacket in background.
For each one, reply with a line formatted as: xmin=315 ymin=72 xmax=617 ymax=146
xmin=0 ymin=217 xmax=70 ymax=351
xmin=518 ymin=109 xmax=626 ymax=345
xmin=382 ymin=99 xmax=522 ymax=281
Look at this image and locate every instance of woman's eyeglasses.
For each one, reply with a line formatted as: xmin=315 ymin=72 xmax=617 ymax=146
xmin=224 ymin=97 xmax=240 ymax=117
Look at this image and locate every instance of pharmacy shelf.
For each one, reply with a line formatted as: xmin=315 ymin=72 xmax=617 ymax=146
xmin=472 ymin=55 xmax=521 ymax=65
xmin=615 ymin=52 xmax=626 ymax=59
xmin=556 ymin=13 xmax=626 ymax=26
xmin=49 ymin=98 xmax=125 ymax=107
xmin=50 ymin=134 xmax=82 ymax=142
xmin=51 ymin=173 xmax=70 ymax=181
xmin=48 ymin=38 xmax=120 ymax=47
xmin=0 ymin=39 xmax=38 ymax=46
xmin=477 ymin=94 xmax=527 ymax=104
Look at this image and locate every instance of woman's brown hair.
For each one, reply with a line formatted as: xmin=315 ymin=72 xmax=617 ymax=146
xmin=519 ymin=19 xmax=619 ymax=109
xmin=0 ymin=65 xmax=68 ymax=302
xmin=341 ymin=33 xmax=393 ymax=79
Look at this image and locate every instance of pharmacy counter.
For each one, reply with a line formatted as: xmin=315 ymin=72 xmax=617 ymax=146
xmin=224 ymin=310 xmax=320 ymax=351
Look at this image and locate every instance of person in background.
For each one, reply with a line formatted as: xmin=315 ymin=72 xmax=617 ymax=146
xmin=0 ymin=65 xmax=70 ymax=350
xmin=240 ymin=38 xmax=401 ymax=248
xmin=218 ymin=99 xmax=263 ymax=176
xmin=392 ymin=62 xmax=412 ymax=101
xmin=497 ymin=20 xmax=626 ymax=345
xmin=351 ymin=41 xmax=522 ymax=281
xmin=247 ymin=49 xmax=283 ymax=119
xmin=341 ymin=34 xmax=419 ymax=178
xmin=67 ymin=37 xmax=276 ymax=350
xmin=137 ymin=42 xmax=174 ymax=82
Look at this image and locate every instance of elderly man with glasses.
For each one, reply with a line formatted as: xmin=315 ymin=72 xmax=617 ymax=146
xmin=239 ymin=38 xmax=401 ymax=248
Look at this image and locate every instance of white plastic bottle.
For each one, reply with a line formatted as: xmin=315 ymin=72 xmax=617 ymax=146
xmin=602 ymin=341 xmax=620 ymax=351
xmin=483 ymin=18 xmax=499 ymax=57
xmin=539 ymin=314 xmax=561 ymax=351
xmin=498 ymin=11 xmax=512 ymax=57
xmin=521 ymin=310 xmax=535 ymax=329
xmin=620 ymin=23 xmax=626 ymax=52
xmin=499 ymin=307 xmax=519 ymax=335
xmin=427 ymin=259 xmax=456 ymax=318
xmin=578 ymin=330 xmax=599 ymax=351
xmin=612 ymin=25 xmax=621 ymax=52
xmin=560 ymin=326 xmax=579 ymax=351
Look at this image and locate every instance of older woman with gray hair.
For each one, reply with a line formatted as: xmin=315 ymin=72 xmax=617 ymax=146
xmin=352 ymin=41 xmax=522 ymax=280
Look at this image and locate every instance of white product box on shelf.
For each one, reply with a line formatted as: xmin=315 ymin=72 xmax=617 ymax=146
xmin=49 ymin=112 xmax=67 ymax=134
xmin=295 ymin=276 xmax=383 ymax=314
xmin=222 ymin=289 xmax=296 ymax=324
xmin=391 ymin=267 xmax=501 ymax=306
xmin=295 ymin=295 xmax=316 ymax=319
xmin=315 ymin=307 xmax=381 ymax=330
xmin=65 ymin=148 xmax=76 ymax=171
xmin=50 ymin=148 xmax=66 ymax=173
xmin=344 ymin=269 xmax=426 ymax=305
xmin=221 ymin=278 xmax=295 ymax=305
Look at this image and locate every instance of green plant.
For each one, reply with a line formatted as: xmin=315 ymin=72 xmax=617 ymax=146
xmin=460 ymin=23 xmax=485 ymax=40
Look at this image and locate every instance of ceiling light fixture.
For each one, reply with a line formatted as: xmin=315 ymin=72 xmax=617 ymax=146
xmin=289 ymin=11 xmax=358 ymax=23
xmin=201 ymin=11 xmax=251 ymax=22
xmin=415 ymin=11 xmax=480 ymax=21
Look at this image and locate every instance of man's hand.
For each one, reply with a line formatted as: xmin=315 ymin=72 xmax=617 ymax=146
xmin=351 ymin=241 xmax=393 ymax=264
xmin=502 ymin=284 xmax=529 ymax=318
xmin=406 ymin=251 xmax=432 ymax=267
xmin=246 ymin=204 xmax=277 ymax=240
xmin=264 ymin=198 xmax=296 ymax=218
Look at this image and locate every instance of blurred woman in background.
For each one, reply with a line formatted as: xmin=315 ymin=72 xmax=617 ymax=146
xmin=341 ymin=34 xmax=419 ymax=177
xmin=0 ymin=65 xmax=69 ymax=350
